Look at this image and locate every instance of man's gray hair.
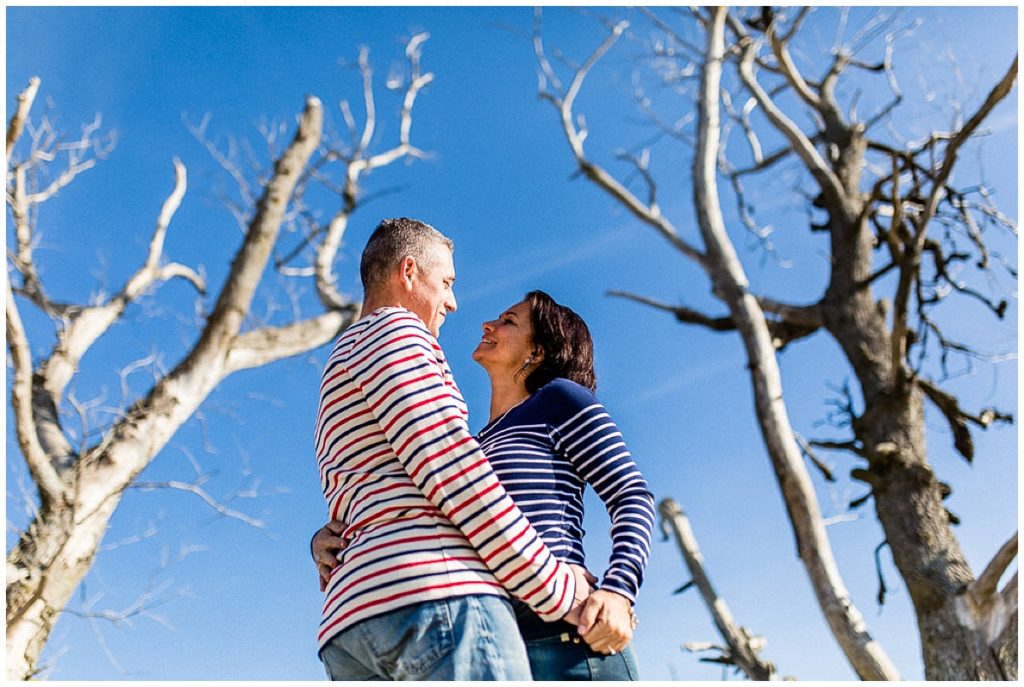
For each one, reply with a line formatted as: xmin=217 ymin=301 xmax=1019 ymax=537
xmin=360 ymin=217 xmax=454 ymax=291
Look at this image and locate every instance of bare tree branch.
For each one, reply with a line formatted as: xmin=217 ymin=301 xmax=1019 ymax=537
xmin=767 ymin=26 xmax=824 ymax=113
xmin=795 ymin=433 xmax=837 ymax=482
xmin=608 ymin=289 xmax=822 ymax=349
xmin=31 ymin=159 xmax=202 ymax=463
xmin=311 ymin=34 xmax=433 ymax=311
xmin=25 ymin=115 xmax=106 ymax=205
xmin=956 ymin=533 xmax=1019 ymax=648
xmin=535 ymin=14 xmax=706 ymax=266
xmin=186 ymin=115 xmax=255 ymax=209
xmin=734 ymin=31 xmax=849 ymax=216
xmin=917 ymin=55 xmax=1018 ymax=236
xmin=888 ymin=156 xmax=911 ymax=380
xmin=692 ymin=11 xmax=899 ymax=679
xmin=809 ymin=439 xmax=864 ymax=456
xmin=9 ymin=154 xmax=72 ymax=318
xmin=734 ymin=139 xmax=799 ymax=176
xmin=917 ymin=377 xmax=1014 ymax=462
xmin=923 ymin=238 xmax=1008 ymax=318
xmin=863 ymin=32 xmax=906 ymax=130
xmin=225 ymin=310 xmax=354 ymax=375
xmin=608 ymin=289 xmax=734 ymax=330
xmin=637 ymin=7 xmax=703 ymax=60
xmin=888 ymin=56 xmax=1018 ymax=387
xmin=129 ymin=479 xmax=265 ymax=529
xmin=660 ymin=499 xmax=777 ymax=680
xmin=6 ymin=270 xmax=63 ymax=505
xmin=6 ymin=76 xmax=41 ymax=158
xmin=5 ymin=77 xmax=66 ymax=504
xmin=972 ymin=532 xmax=1018 ymax=601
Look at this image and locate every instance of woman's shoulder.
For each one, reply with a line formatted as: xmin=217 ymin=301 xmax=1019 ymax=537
xmin=535 ymin=377 xmax=599 ymax=409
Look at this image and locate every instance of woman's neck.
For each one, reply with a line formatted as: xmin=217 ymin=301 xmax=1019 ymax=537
xmin=487 ymin=375 xmax=531 ymax=422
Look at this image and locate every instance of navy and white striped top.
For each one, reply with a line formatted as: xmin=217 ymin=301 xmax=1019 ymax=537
xmin=314 ymin=308 xmax=577 ymax=648
xmin=478 ymin=378 xmax=655 ymax=603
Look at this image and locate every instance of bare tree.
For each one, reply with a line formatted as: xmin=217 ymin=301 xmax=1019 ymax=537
xmin=5 ymin=35 xmax=433 ymax=680
xmin=536 ymin=7 xmax=1016 ymax=680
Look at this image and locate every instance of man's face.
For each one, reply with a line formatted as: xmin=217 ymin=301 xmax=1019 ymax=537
xmin=408 ymin=242 xmax=457 ymax=337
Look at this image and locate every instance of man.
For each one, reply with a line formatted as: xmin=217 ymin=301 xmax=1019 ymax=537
xmin=313 ymin=218 xmax=589 ymax=680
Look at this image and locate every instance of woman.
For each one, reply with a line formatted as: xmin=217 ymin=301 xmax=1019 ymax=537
xmin=312 ymin=291 xmax=654 ymax=680
xmin=470 ymin=290 xmax=653 ymax=681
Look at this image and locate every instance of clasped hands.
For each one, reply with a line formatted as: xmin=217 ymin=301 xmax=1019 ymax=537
xmin=564 ymin=565 xmax=635 ymax=655
xmin=311 ymin=522 xmax=634 ymax=655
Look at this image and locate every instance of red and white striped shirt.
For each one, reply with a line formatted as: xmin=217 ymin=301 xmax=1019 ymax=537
xmin=314 ymin=307 xmax=577 ymax=648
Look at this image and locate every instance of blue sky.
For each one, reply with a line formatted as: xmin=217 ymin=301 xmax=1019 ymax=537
xmin=5 ymin=6 xmax=1017 ymax=681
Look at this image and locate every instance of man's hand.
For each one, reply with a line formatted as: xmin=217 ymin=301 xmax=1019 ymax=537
xmin=576 ymin=588 xmax=635 ymax=654
xmin=562 ymin=564 xmax=598 ymax=625
xmin=311 ymin=520 xmax=347 ymax=592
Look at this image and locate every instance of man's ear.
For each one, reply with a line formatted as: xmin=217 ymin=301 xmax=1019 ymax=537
xmin=398 ymin=256 xmax=417 ymax=292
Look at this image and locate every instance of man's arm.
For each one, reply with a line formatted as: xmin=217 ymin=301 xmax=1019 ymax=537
xmin=311 ymin=520 xmax=593 ymax=617
xmin=311 ymin=521 xmax=346 ymax=592
xmin=327 ymin=311 xmax=580 ymax=620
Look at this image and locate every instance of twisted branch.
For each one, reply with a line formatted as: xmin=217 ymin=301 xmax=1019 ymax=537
xmin=608 ymin=289 xmax=822 ymax=349
xmin=917 ymin=378 xmax=1014 ymax=462
xmin=312 ymin=33 xmax=433 ymax=311
xmin=36 ymin=160 xmax=202 ymax=424
xmin=734 ymin=30 xmax=849 ymax=217
xmin=535 ymin=13 xmax=706 ymax=266
xmin=890 ymin=55 xmax=1018 ymax=386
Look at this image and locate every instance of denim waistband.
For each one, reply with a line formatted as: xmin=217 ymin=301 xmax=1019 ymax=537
xmin=511 ymin=600 xmax=578 ymax=641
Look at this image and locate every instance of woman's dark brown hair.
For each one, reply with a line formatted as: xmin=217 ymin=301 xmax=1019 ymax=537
xmin=521 ymin=290 xmax=597 ymax=393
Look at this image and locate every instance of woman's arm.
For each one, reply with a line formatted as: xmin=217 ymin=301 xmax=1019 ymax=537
xmin=551 ymin=386 xmax=655 ymax=603
xmin=548 ymin=381 xmax=655 ymax=652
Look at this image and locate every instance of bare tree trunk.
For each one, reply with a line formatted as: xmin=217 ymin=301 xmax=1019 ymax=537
xmin=6 ymin=499 xmax=117 ymax=680
xmin=815 ymin=52 xmax=1019 ymax=679
xmin=691 ymin=9 xmax=901 ymax=680
xmin=828 ymin=257 xmax=1017 ymax=680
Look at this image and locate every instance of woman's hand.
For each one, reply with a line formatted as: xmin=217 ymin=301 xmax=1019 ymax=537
xmin=576 ymin=589 xmax=636 ymax=654
xmin=311 ymin=520 xmax=347 ymax=591
xmin=563 ymin=564 xmax=599 ymax=625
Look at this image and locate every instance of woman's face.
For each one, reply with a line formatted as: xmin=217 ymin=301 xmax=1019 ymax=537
xmin=471 ymin=300 xmax=537 ymax=378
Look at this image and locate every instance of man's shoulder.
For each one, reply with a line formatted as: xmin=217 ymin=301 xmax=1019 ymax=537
xmin=345 ymin=307 xmax=442 ymax=361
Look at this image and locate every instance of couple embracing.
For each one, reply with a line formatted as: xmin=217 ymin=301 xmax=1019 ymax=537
xmin=310 ymin=218 xmax=654 ymax=680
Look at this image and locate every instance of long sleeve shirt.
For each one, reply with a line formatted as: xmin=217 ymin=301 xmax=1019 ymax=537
xmin=477 ymin=378 xmax=655 ymax=603
xmin=314 ymin=307 xmax=577 ymax=648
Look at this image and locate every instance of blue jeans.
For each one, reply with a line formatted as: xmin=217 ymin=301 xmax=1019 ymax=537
xmin=525 ymin=635 xmax=640 ymax=681
xmin=511 ymin=599 xmax=639 ymax=680
xmin=318 ymin=595 xmax=532 ymax=680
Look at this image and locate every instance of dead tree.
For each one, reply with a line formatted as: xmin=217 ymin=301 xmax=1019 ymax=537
xmin=5 ymin=35 xmax=433 ymax=680
xmin=536 ymin=7 xmax=1016 ymax=680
